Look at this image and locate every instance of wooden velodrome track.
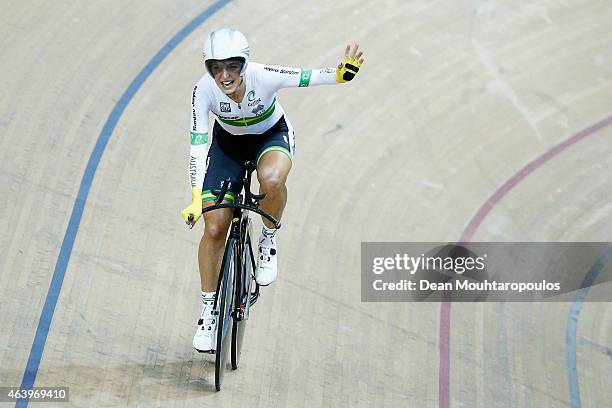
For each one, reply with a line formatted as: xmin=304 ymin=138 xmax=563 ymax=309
xmin=1 ymin=0 xmax=611 ymax=407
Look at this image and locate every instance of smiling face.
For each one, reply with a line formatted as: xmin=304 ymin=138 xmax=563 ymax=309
xmin=207 ymin=58 xmax=245 ymax=96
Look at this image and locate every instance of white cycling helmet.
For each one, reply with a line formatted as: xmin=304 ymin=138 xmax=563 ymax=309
xmin=202 ymin=28 xmax=250 ymax=76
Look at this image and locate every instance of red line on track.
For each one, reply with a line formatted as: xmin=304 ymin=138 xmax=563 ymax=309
xmin=438 ymin=114 xmax=612 ymax=408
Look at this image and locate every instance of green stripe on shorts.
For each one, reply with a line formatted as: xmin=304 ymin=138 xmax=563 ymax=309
xmin=202 ymin=190 xmax=236 ymax=202
xmin=256 ymin=146 xmax=293 ymax=164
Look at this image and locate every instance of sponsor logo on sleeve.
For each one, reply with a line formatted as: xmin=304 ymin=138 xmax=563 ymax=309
xmin=190 ymin=132 xmax=208 ymax=146
xmin=220 ymin=102 xmax=231 ymax=112
xmin=264 ymin=66 xmax=299 ymax=75
xmin=192 ymin=85 xmax=197 ymax=106
xmin=191 ymin=85 xmax=198 ymax=130
xmin=299 ymin=69 xmax=312 ymax=87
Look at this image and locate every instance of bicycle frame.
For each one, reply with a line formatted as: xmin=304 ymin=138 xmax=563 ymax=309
xmin=198 ymin=161 xmax=281 ymax=389
xmin=203 ymin=161 xmax=280 ymax=313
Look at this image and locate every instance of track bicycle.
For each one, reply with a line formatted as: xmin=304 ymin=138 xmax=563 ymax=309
xmin=190 ymin=160 xmax=280 ymax=391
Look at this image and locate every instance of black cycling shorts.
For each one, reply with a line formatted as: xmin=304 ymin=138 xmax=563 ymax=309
xmin=202 ymin=116 xmax=294 ymax=202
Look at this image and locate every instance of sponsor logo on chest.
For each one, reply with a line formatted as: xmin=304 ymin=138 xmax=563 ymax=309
xmin=220 ymin=102 xmax=231 ymax=112
xmin=246 ymin=90 xmax=261 ymax=107
xmin=251 ymin=104 xmax=264 ymax=115
xmin=248 ymin=97 xmax=262 ymax=107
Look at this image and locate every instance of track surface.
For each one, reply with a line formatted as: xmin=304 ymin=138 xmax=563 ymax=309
xmin=1 ymin=1 xmax=611 ymax=407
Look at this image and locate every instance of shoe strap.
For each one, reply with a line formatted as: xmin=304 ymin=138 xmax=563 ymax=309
xmin=200 ymin=303 xmax=217 ymax=326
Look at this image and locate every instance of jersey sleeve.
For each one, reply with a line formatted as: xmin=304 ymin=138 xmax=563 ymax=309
xmin=258 ymin=64 xmax=338 ymax=90
xmin=188 ymin=84 xmax=211 ymax=190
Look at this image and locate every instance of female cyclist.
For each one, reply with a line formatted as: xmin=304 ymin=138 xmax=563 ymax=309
xmin=180 ymin=28 xmax=364 ymax=352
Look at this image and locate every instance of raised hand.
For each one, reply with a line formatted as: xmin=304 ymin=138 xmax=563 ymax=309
xmin=336 ymin=43 xmax=364 ymax=83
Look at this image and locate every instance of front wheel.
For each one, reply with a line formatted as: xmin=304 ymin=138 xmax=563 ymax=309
xmin=231 ymin=232 xmax=255 ymax=370
xmin=215 ymin=240 xmax=236 ymax=391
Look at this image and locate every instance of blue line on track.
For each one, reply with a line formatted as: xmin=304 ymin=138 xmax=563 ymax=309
xmin=16 ymin=2 xmax=230 ymax=406
xmin=565 ymin=244 xmax=612 ymax=408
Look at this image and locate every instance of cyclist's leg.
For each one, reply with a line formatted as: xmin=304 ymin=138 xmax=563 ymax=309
xmin=199 ymin=204 xmax=232 ymax=292
xmin=255 ymin=116 xmax=294 ymax=227
xmin=256 ymin=151 xmax=291 ymax=227
xmin=194 ymin=122 xmax=244 ymax=352
xmin=252 ymin=117 xmax=293 ymax=286
xmin=199 ymin=122 xmax=245 ymax=292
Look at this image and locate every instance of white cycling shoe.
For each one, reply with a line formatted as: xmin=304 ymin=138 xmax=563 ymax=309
xmin=256 ymin=234 xmax=277 ymax=286
xmin=193 ymin=301 xmax=216 ymax=353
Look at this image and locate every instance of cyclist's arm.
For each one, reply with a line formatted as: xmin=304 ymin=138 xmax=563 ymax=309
xmin=259 ymin=64 xmax=338 ymax=90
xmin=188 ymin=84 xmax=211 ymax=190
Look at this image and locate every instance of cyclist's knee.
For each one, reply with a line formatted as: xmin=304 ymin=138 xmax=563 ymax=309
xmin=258 ymin=167 xmax=286 ymax=195
xmin=203 ymin=214 xmax=231 ymax=241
